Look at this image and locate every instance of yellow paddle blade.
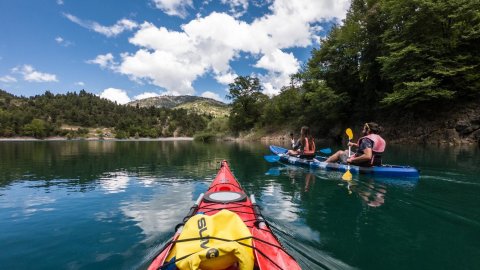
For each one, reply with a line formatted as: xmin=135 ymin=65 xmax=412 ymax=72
xmin=346 ymin=128 xmax=353 ymax=140
xmin=342 ymin=169 xmax=352 ymax=181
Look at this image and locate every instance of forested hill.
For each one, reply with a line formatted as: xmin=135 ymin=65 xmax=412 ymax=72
xmin=128 ymin=95 xmax=229 ymax=118
xmin=0 ymin=89 xmax=209 ymax=138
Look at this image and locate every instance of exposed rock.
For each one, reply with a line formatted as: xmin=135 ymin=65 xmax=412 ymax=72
xmin=377 ymin=99 xmax=480 ymax=145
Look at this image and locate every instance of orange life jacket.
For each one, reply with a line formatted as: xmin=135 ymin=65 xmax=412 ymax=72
xmin=303 ymin=138 xmax=315 ymax=155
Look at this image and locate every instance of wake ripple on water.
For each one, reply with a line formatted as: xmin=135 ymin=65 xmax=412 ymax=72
xmin=267 ymin=219 xmax=357 ymax=270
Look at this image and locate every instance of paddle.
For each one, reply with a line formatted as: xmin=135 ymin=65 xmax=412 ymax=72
xmin=342 ymin=128 xmax=353 ymax=181
xmin=317 ymin=148 xmax=332 ymax=155
xmin=264 ymin=155 xmax=280 ymax=162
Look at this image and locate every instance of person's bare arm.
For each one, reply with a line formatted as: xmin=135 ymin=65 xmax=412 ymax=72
xmin=347 ymin=147 xmax=372 ymax=163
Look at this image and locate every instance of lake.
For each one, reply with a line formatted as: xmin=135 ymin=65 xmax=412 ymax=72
xmin=0 ymin=140 xmax=479 ymax=270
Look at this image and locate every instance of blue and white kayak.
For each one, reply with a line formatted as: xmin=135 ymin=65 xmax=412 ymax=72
xmin=269 ymin=145 xmax=419 ymax=178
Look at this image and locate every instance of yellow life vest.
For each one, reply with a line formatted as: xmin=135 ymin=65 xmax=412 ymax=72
xmin=173 ymin=209 xmax=254 ymax=270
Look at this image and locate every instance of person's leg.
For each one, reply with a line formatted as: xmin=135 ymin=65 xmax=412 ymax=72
xmin=325 ymin=150 xmax=345 ymax=163
xmin=287 ymin=149 xmax=299 ymax=156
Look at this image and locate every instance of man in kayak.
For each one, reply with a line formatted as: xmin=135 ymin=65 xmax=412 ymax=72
xmin=325 ymin=122 xmax=386 ymax=166
xmin=287 ymin=126 xmax=316 ymax=158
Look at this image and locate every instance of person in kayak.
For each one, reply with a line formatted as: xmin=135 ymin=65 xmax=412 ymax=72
xmin=325 ymin=122 xmax=386 ymax=166
xmin=287 ymin=126 xmax=316 ymax=158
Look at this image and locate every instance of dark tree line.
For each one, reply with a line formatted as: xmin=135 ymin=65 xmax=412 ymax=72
xmin=228 ymin=0 xmax=480 ymax=135
xmin=0 ymin=89 xmax=208 ymax=138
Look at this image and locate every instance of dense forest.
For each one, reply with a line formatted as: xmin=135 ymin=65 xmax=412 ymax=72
xmin=0 ymin=89 xmax=209 ymax=138
xmin=226 ymin=0 xmax=480 ymax=139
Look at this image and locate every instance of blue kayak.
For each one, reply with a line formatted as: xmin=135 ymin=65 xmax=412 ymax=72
xmin=269 ymin=145 xmax=419 ymax=178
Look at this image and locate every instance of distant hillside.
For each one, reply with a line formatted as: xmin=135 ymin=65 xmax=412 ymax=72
xmin=0 ymin=89 xmax=209 ymax=138
xmin=128 ymin=95 xmax=229 ymax=118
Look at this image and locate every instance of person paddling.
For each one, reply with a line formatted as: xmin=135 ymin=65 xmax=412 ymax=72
xmin=287 ymin=126 xmax=316 ymax=158
xmin=325 ymin=122 xmax=386 ymax=166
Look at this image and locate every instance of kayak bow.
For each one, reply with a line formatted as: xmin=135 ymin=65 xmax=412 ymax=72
xmin=148 ymin=160 xmax=301 ymax=270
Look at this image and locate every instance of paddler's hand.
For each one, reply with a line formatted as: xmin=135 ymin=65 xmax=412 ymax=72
xmin=346 ymin=157 xmax=354 ymax=163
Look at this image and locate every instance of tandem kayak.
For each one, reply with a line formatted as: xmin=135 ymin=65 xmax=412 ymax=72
xmin=269 ymin=145 xmax=419 ymax=178
xmin=148 ymin=160 xmax=301 ymax=270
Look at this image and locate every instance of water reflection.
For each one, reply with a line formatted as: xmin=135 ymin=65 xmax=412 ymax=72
xmin=0 ymin=140 xmax=239 ymax=187
xmin=119 ymin=183 xmax=198 ymax=242
xmin=347 ymin=179 xmax=387 ymax=208
xmin=99 ymin=172 xmax=130 ymax=194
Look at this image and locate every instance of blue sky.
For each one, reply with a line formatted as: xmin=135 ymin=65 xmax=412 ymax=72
xmin=0 ymin=0 xmax=349 ymax=103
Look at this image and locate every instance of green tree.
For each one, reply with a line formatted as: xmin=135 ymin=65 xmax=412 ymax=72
xmin=227 ymin=76 xmax=268 ymax=132
xmin=23 ymin=119 xmax=47 ymax=138
xmin=378 ymin=0 xmax=480 ymax=108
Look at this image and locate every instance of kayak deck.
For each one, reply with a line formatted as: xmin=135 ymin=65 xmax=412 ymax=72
xmin=270 ymin=145 xmax=419 ymax=178
xmin=148 ymin=160 xmax=301 ymax=270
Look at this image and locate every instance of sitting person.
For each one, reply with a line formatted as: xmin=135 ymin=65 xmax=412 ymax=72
xmin=287 ymin=126 xmax=316 ymax=158
xmin=325 ymin=122 xmax=386 ymax=166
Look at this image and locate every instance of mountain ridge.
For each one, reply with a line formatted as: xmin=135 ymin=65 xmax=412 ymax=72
xmin=128 ymin=95 xmax=229 ymax=118
xmin=128 ymin=95 xmax=227 ymax=109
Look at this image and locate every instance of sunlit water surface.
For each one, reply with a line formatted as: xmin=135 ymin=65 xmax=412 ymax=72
xmin=0 ymin=141 xmax=479 ymax=270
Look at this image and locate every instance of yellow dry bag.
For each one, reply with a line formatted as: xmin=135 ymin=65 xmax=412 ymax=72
xmin=174 ymin=209 xmax=254 ymax=270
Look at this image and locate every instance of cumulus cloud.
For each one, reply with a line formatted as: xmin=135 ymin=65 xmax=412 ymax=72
xmin=134 ymin=92 xmax=160 ymax=100
xmin=99 ymin=88 xmax=131 ymax=104
xmin=214 ymin=72 xmax=237 ymax=85
xmin=64 ymin=13 xmax=138 ymax=37
xmin=0 ymin=75 xmax=17 ymax=83
xmin=87 ymin=53 xmax=117 ymax=69
xmin=97 ymin=0 xmax=350 ymax=95
xmin=12 ymin=65 xmax=58 ymax=82
xmin=201 ymin=91 xmax=222 ymax=101
xmin=254 ymin=49 xmax=299 ymax=74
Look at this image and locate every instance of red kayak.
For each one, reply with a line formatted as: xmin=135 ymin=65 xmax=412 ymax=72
xmin=148 ymin=160 xmax=301 ymax=270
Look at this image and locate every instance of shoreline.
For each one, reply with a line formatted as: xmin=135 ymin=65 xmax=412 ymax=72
xmin=0 ymin=136 xmax=194 ymax=142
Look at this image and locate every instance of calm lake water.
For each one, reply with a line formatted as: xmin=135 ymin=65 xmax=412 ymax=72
xmin=0 ymin=140 xmax=479 ymax=270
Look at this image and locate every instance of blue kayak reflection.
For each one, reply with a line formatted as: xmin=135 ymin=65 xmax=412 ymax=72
xmin=266 ymin=164 xmax=418 ymax=208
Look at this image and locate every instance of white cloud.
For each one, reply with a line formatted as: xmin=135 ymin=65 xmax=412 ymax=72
xmin=119 ymin=49 xmax=203 ymax=95
xmin=0 ymin=75 xmax=17 ymax=83
xmin=255 ymin=49 xmax=299 ymax=74
xmin=134 ymin=92 xmax=160 ymax=100
xmin=99 ymin=0 xmax=349 ymax=95
xmin=57 ymin=0 xmax=64 ymax=5
xmin=152 ymin=0 xmax=193 ymax=18
xmin=75 ymin=81 xmax=85 ymax=86
xmin=201 ymin=91 xmax=222 ymax=101
xmin=260 ymin=72 xmax=292 ymax=96
xmin=64 ymin=13 xmax=138 ymax=37
xmin=12 ymin=65 xmax=58 ymax=82
xmin=214 ymin=72 xmax=237 ymax=85
xmin=55 ymin=36 xmax=73 ymax=47
xmin=87 ymin=53 xmax=117 ymax=69
xmin=99 ymin=88 xmax=131 ymax=104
